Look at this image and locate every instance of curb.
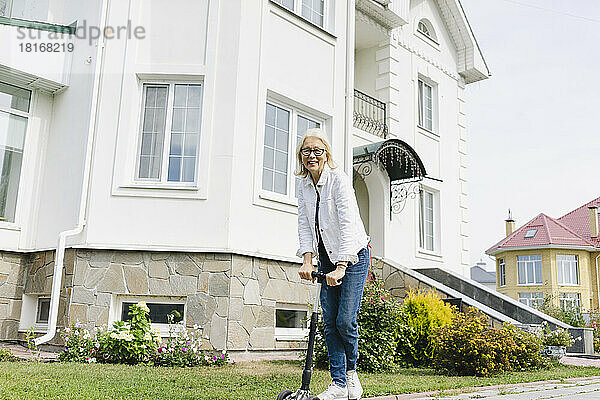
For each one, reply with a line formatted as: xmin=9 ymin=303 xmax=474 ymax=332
xmin=363 ymin=375 xmax=600 ymax=400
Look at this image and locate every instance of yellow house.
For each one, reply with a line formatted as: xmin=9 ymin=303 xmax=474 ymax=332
xmin=486 ymin=198 xmax=600 ymax=312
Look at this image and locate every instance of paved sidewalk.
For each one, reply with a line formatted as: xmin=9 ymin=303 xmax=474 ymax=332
xmin=365 ymin=377 xmax=600 ymax=400
xmin=0 ymin=342 xmax=58 ymax=361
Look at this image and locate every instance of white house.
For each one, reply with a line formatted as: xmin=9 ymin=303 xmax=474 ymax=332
xmin=0 ymin=0 xmax=488 ymax=354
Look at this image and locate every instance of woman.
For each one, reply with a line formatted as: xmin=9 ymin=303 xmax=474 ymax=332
xmin=296 ymin=128 xmax=370 ymax=400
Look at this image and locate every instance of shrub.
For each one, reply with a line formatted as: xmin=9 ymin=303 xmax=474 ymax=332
xmin=314 ymin=279 xmax=404 ymax=372
xmin=434 ymin=308 xmax=548 ymax=377
xmin=58 ymin=303 xmax=230 ymax=367
xmin=538 ymin=322 xmax=575 ymax=347
xmin=587 ymin=313 xmax=600 ymax=353
xmin=395 ymin=289 xmax=454 ymax=366
xmin=58 ymin=322 xmax=95 ymax=363
xmin=0 ymin=348 xmax=17 ymax=362
xmin=537 ymin=296 xmax=585 ymax=327
xmin=96 ymin=302 xmax=161 ymax=364
xmin=154 ymin=323 xmax=204 ymax=367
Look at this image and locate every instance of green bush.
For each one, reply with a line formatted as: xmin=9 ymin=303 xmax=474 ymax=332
xmin=434 ymin=308 xmax=549 ymax=377
xmin=0 ymin=348 xmax=17 ymax=362
xmin=58 ymin=322 xmax=95 ymax=362
xmin=539 ymin=322 xmax=575 ymax=348
xmin=314 ymin=279 xmax=404 ymax=372
xmin=96 ymin=302 xmax=161 ymax=364
xmin=537 ymin=296 xmax=585 ymax=327
xmin=154 ymin=323 xmax=205 ymax=367
xmin=395 ymin=289 xmax=454 ymax=366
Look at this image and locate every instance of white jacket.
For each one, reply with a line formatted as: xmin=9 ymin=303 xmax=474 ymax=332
xmin=296 ymin=165 xmax=369 ymax=265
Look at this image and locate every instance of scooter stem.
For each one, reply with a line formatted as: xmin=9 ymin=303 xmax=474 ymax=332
xmin=300 ymin=271 xmax=325 ymax=391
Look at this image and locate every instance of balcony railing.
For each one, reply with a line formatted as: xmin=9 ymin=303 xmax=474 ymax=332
xmin=353 ymin=89 xmax=388 ymax=138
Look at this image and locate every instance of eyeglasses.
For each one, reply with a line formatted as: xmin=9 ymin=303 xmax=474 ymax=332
xmin=300 ymin=148 xmax=325 ymax=157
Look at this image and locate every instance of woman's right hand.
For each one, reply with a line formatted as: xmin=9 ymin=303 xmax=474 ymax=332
xmin=299 ymin=262 xmax=316 ymax=282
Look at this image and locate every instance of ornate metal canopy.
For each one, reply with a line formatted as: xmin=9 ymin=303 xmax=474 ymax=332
xmin=353 ymin=139 xmax=427 ymax=219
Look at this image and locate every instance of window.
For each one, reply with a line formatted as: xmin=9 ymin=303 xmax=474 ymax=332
xmin=559 ymin=292 xmax=581 ymax=311
xmin=36 ymin=298 xmax=50 ymax=324
xmin=0 ymin=82 xmax=30 ymax=223
xmin=518 ymin=292 xmax=543 ymax=309
xmin=262 ymin=101 xmax=321 ymax=200
xmin=0 ymin=0 xmax=50 ymax=21
xmin=524 ymin=229 xmax=537 ymax=238
xmin=557 ymin=255 xmax=579 ymax=285
xmin=137 ymin=82 xmax=203 ymax=184
xmin=418 ymin=79 xmax=433 ymax=132
xmin=117 ymin=297 xmax=186 ymax=336
xmin=517 ymin=255 xmax=542 ymax=285
xmin=498 ymin=258 xmax=506 ymax=287
xmin=417 ymin=19 xmax=437 ymax=43
xmin=419 ymin=188 xmax=435 ymax=252
xmin=271 ymin=0 xmax=326 ymax=28
xmin=121 ymin=302 xmax=184 ymax=324
xmin=275 ymin=307 xmax=308 ymax=340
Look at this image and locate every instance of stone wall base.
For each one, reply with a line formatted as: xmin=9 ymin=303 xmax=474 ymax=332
xmin=1 ymin=248 xmax=313 ymax=351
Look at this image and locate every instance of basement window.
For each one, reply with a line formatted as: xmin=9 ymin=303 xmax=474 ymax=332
xmin=524 ymin=229 xmax=537 ymax=238
xmin=121 ymin=302 xmax=184 ymax=324
xmin=36 ymin=298 xmax=50 ymax=324
xmin=275 ymin=307 xmax=308 ymax=341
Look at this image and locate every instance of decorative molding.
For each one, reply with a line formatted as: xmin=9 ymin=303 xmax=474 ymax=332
xmin=393 ymin=36 xmax=460 ymax=81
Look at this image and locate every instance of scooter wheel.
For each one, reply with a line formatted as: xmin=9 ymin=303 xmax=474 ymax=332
xmin=276 ymin=389 xmax=293 ymax=400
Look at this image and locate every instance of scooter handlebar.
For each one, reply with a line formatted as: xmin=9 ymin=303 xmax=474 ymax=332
xmin=311 ymin=271 xmax=326 ymax=282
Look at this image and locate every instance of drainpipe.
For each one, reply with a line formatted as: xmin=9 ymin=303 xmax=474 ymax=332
xmin=35 ymin=0 xmax=109 ymax=345
xmin=596 ymin=254 xmax=600 ymax=314
xmin=344 ymin=0 xmax=355 ymax=172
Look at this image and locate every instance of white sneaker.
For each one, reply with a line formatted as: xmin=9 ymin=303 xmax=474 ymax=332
xmin=346 ymin=370 xmax=363 ymax=400
xmin=317 ymin=382 xmax=348 ymax=400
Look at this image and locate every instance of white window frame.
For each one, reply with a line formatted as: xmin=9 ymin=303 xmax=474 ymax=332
xmin=0 ymin=83 xmax=31 ymax=225
xmin=517 ymin=255 xmax=543 ymax=285
xmin=557 ymin=254 xmax=579 ymax=286
xmin=259 ymin=99 xmax=324 ymax=205
xmin=35 ymin=297 xmax=50 ymax=324
xmin=270 ymin=0 xmax=329 ymax=30
xmin=417 ymin=77 xmax=437 ymax=134
xmin=559 ymin=292 xmax=581 ymax=311
xmin=112 ymin=296 xmax=187 ymax=338
xmin=275 ymin=304 xmax=309 ymax=341
xmin=19 ymin=294 xmax=49 ymax=333
xmin=416 ymin=19 xmax=439 ymax=45
xmin=417 ymin=186 xmax=440 ymax=257
xmin=498 ymin=258 xmax=506 ymax=287
xmin=518 ymin=292 xmax=544 ymax=309
xmin=133 ymin=80 xmax=204 ymax=188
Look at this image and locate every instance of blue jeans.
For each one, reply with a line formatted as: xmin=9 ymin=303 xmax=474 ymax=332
xmin=318 ymin=246 xmax=370 ymax=387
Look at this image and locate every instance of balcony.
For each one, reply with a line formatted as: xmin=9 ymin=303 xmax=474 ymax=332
xmin=353 ymin=89 xmax=388 ymax=139
xmin=355 ymin=0 xmax=408 ymax=30
xmin=0 ymin=0 xmax=75 ymax=92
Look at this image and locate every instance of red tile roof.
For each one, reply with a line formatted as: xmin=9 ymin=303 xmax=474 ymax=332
xmin=558 ymin=196 xmax=600 ymax=247
xmin=486 ymin=197 xmax=600 ymax=254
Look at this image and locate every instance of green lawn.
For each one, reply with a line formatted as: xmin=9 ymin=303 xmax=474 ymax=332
xmin=0 ymin=361 xmax=599 ymax=400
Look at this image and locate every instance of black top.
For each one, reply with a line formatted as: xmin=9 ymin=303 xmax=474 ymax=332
xmin=315 ymin=186 xmax=331 ymax=265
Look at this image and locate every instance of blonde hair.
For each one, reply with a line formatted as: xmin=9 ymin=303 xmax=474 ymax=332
xmin=295 ymin=127 xmax=337 ymax=178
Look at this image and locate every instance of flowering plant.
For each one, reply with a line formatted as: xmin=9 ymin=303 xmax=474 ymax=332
xmin=96 ymin=302 xmax=161 ymax=364
xmin=203 ymin=350 xmax=229 ymax=367
xmin=58 ymin=322 xmax=95 ymax=363
xmin=538 ymin=322 xmax=575 ymax=348
xmin=154 ymin=321 xmax=204 ymax=367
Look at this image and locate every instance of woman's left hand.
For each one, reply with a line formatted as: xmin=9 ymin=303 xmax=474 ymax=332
xmin=326 ymin=266 xmax=346 ymax=286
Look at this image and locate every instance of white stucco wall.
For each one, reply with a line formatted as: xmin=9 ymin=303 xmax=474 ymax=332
xmin=351 ymin=0 xmax=473 ymax=276
xmin=3 ymin=0 xmax=480 ymax=279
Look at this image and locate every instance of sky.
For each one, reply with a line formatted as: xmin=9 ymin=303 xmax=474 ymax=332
xmin=459 ymin=0 xmax=600 ymax=270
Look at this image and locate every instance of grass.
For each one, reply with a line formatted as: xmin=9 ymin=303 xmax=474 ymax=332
xmin=0 ymin=360 xmax=599 ymax=400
